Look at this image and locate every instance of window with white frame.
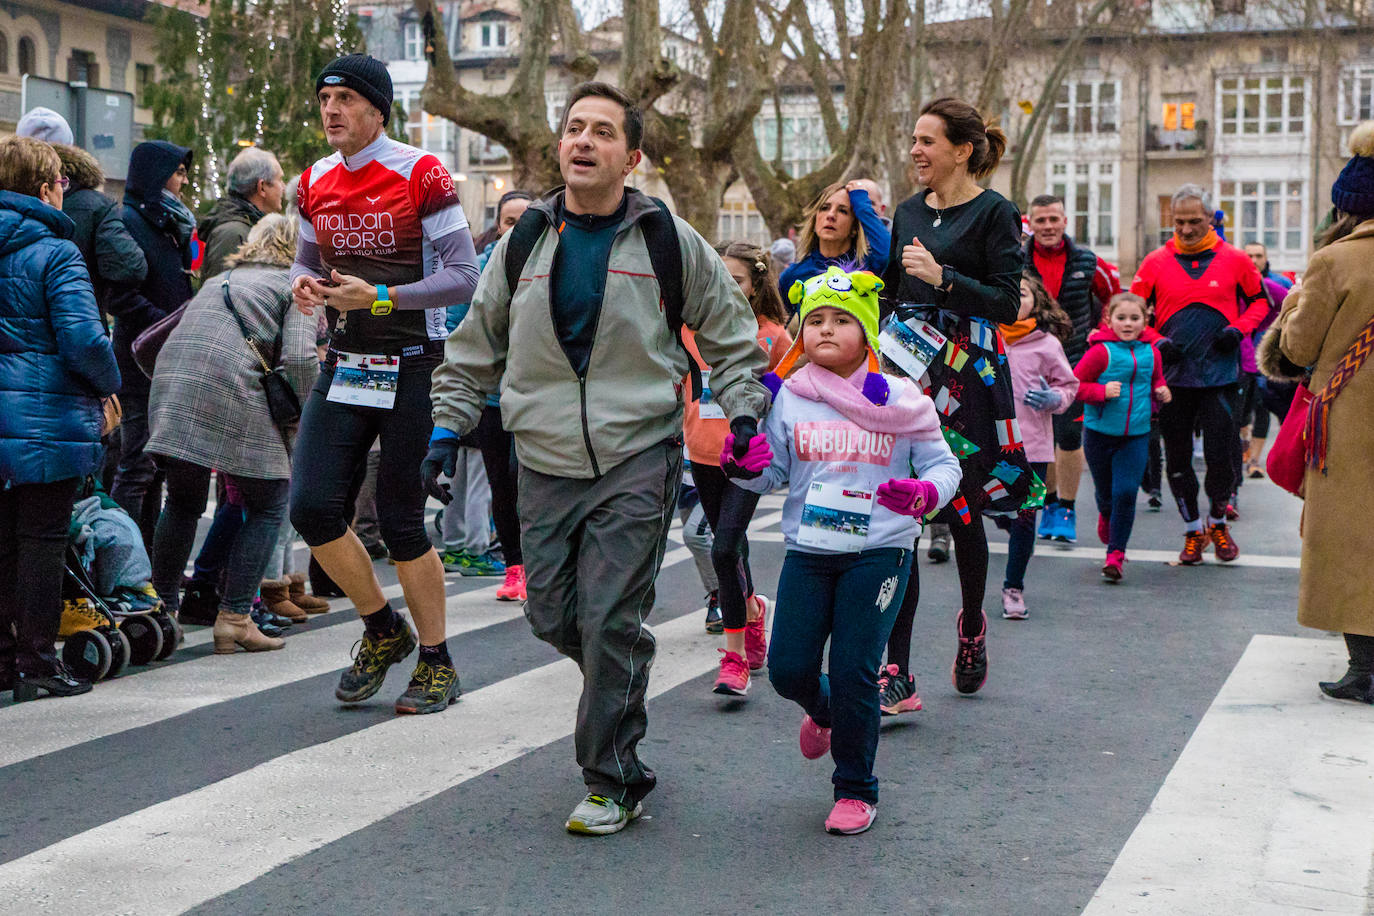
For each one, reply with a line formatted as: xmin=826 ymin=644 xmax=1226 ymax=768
xmin=1048 ymin=160 xmax=1117 ymax=249
xmin=545 ymin=88 xmax=567 ymax=130
xmin=754 ymin=107 xmax=839 ymax=177
xmin=397 ymin=89 xmax=454 ymax=152
xmin=717 ymin=201 xmax=768 ymax=246
xmin=1217 ymin=180 xmax=1306 ymax=256
xmin=403 ymin=21 xmax=422 ymax=61
xmin=467 ymin=131 xmax=509 ymax=166
xmin=1050 ymin=80 xmax=1119 ymax=135
xmin=1218 ymin=74 xmax=1306 ymax=136
xmin=1339 ymin=63 xmax=1374 ymax=125
xmin=480 ymin=22 xmax=508 ymax=49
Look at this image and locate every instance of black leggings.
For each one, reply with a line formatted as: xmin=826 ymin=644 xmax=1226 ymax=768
xmin=886 ymin=477 xmax=991 ymax=673
xmin=1159 ymin=385 xmax=1236 ymax=524
xmin=0 ymin=477 xmax=80 ymax=677
xmin=290 ymin=359 xmax=437 ymax=563
xmin=473 ymin=404 xmax=521 ymax=567
xmin=691 ymin=463 xmax=760 ymax=631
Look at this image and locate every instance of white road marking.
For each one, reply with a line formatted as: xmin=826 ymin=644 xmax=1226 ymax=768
xmin=0 ymin=609 xmax=740 ymax=915
xmin=1085 ymin=635 xmax=1374 ymax=914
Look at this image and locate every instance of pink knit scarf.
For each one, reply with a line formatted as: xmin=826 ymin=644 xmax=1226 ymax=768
xmin=784 ymin=363 xmax=943 ymax=440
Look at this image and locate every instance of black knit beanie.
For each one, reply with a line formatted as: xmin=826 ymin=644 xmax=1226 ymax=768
xmin=316 ymin=54 xmax=393 ymax=126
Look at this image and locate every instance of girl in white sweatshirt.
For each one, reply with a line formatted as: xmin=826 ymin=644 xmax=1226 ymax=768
xmin=726 ymin=266 xmax=961 ymax=835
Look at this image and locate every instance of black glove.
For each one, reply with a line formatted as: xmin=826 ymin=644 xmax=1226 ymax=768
xmin=420 ymin=437 xmax=460 ymax=505
xmin=729 ymin=416 xmax=759 ymax=461
xmin=1212 ymin=325 xmax=1244 ymax=354
xmin=1155 ymin=337 xmax=1182 ymax=366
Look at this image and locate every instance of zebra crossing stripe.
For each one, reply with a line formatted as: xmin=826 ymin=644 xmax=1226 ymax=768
xmin=0 ymin=608 xmax=741 ymax=915
xmin=1085 ymin=635 xmax=1374 ymax=913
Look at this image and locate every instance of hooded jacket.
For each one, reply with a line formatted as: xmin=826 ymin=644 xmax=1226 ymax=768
xmin=107 ymin=141 xmax=194 ymax=395
xmin=431 ymin=187 xmax=771 ymax=479
xmin=55 ymin=143 xmax=147 ymax=315
xmin=1074 ymin=327 xmax=1165 ymax=437
xmin=1000 ymin=326 xmax=1079 ymax=461
xmin=198 ymin=192 xmax=265 ymax=282
xmin=0 ymin=190 xmax=121 ymax=484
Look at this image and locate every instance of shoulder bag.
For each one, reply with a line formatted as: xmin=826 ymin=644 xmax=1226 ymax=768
xmin=219 ymin=272 xmax=302 ymax=447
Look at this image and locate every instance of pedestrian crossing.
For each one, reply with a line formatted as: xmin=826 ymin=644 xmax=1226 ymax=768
xmin=0 ymin=490 xmax=1338 ymax=913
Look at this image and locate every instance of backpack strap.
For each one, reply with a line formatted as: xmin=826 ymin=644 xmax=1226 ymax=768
xmin=503 ymin=207 xmax=547 ymax=297
xmin=639 ymin=198 xmax=700 ymax=400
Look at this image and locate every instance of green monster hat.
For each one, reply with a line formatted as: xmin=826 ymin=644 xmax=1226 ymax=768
xmin=772 ymin=266 xmax=885 ymax=379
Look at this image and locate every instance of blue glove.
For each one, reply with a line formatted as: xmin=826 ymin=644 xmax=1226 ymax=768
xmin=420 ymin=433 xmax=460 ymax=505
xmin=1022 ymin=379 xmax=1063 ymax=412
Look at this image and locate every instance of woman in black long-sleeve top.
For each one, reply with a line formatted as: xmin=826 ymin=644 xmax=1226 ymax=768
xmin=877 ymin=98 xmax=1039 ymax=704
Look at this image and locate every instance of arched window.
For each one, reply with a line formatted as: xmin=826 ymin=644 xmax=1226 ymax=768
xmin=18 ymin=36 xmax=35 ymax=76
xmin=0 ymin=34 xmax=9 ymax=74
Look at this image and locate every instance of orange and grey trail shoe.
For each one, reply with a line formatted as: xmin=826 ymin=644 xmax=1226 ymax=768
xmin=1208 ymin=523 xmax=1240 ymax=562
xmin=1178 ymin=530 xmax=1208 ymax=565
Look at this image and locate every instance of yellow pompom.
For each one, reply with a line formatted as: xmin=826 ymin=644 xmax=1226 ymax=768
xmin=1350 ymin=121 xmax=1374 ymax=158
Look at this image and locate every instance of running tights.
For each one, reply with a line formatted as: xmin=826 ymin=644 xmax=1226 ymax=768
xmin=1159 ymin=385 xmax=1236 ymax=524
xmin=691 ymin=462 xmax=760 ymax=631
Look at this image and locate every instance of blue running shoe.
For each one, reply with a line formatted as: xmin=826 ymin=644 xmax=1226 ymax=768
xmin=1053 ymin=506 xmax=1078 ymax=544
xmin=1037 ymin=502 xmax=1060 ymax=540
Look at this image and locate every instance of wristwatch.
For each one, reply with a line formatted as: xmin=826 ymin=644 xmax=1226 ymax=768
xmin=371 ymin=284 xmax=393 ymax=316
xmin=939 ymin=266 xmax=955 ymax=292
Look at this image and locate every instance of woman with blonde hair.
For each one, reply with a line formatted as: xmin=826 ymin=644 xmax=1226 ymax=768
xmin=146 ymin=213 xmax=319 ymax=654
xmin=777 ymin=180 xmax=890 ymax=308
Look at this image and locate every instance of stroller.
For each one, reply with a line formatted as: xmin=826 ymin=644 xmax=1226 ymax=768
xmin=59 ymin=483 xmax=180 ymax=682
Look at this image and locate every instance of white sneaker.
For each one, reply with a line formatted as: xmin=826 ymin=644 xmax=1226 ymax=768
xmin=1001 ymin=587 xmax=1028 ymax=620
xmin=565 ymin=793 xmax=643 ymax=835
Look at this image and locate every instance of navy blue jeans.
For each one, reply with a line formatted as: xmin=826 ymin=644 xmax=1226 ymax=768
xmin=1001 ymin=461 xmax=1048 ymax=591
xmin=768 ymin=547 xmax=912 ymax=805
xmin=1083 ymin=428 xmax=1150 ymax=553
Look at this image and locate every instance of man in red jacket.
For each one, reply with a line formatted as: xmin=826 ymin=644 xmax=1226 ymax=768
xmin=1130 ymin=184 xmax=1268 ymax=564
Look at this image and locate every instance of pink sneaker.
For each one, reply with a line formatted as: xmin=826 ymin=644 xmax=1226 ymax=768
xmin=712 ymin=649 xmax=750 ymax=696
xmin=744 ymin=594 xmax=769 ymax=670
xmin=799 ymin=714 xmax=831 ymax=759
xmin=825 ymin=798 xmax=877 ymax=835
xmin=1102 ymin=550 xmax=1125 ymax=582
xmin=1000 ymin=587 xmax=1027 ymax=620
xmin=496 ymin=565 xmax=526 ymax=601
xmin=1097 ymin=514 xmax=1110 ymax=545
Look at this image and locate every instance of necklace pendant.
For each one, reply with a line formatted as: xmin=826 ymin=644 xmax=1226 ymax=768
xmin=933 ymin=217 xmax=942 ymax=227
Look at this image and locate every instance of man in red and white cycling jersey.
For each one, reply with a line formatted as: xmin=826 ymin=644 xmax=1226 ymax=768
xmin=289 ymin=54 xmax=480 ymax=714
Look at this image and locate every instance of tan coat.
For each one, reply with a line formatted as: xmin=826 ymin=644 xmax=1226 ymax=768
xmin=1276 ymin=219 xmax=1374 ymax=637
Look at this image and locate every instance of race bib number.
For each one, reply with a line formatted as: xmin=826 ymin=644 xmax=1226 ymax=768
xmin=797 ymin=481 xmax=874 ymax=553
xmin=698 ymin=369 xmax=726 ymax=420
xmin=327 ymin=352 xmax=400 ymax=410
xmin=879 ymin=313 xmax=947 ymax=380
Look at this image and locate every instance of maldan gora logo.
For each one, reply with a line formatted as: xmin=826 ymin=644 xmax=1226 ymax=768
xmin=420 ymin=163 xmax=454 ymax=196
xmin=316 ymin=210 xmax=397 ymax=253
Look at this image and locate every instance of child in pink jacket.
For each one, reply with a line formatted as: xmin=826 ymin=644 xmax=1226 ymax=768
xmin=994 ymin=273 xmax=1079 ymax=620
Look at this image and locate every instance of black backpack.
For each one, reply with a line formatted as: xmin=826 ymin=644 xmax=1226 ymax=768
xmin=503 ymin=196 xmax=701 ymax=399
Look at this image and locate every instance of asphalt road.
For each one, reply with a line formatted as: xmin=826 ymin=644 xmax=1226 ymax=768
xmin=0 ymin=464 xmax=1313 ymax=915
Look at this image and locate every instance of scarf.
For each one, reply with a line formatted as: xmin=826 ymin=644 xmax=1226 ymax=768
xmin=162 ymin=189 xmax=197 ymax=251
xmin=784 ymin=362 xmax=943 ymax=440
xmin=1173 ymin=227 xmax=1219 ymax=256
xmin=998 ymin=318 xmax=1037 ymax=344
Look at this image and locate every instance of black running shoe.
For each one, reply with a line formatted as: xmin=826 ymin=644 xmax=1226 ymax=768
xmin=704 ymin=591 xmax=723 ymax=634
xmin=952 ymin=610 xmax=988 ymax=695
xmin=395 ymin=660 xmax=460 ymax=714
xmin=335 ymin=616 xmax=418 ymax=703
xmin=878 ymin=663 xmax=922 ymax=715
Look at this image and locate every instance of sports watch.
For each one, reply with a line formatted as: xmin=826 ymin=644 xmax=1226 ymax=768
xmin=371 ymin=284 xmax=393 ymax=316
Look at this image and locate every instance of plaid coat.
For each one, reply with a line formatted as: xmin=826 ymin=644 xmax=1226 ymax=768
xmin=147 ymin=264 xmax=317 ymax=479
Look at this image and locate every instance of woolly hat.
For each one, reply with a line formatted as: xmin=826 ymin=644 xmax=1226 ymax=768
xmin=316 ymin=54 xmax=393 ymax=126
xmin=766 ymin=266 xmax=887 ymax=403
xmin=16 ymin=107 xmax=73 ymax=145
xmin=1332 ymin=121 xmax=1374 ymax=217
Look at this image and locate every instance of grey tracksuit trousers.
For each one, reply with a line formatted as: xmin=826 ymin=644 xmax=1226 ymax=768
xmin=519 ymin=439 xmax=683 ymax=806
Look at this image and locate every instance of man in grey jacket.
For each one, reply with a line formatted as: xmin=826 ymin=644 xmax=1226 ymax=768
xmin=425 ymin=81 xmax=769 ymax=835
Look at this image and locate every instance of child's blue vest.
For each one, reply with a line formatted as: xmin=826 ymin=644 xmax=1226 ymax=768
xmin=1084 ymin=339 xmax=1155 ymax=437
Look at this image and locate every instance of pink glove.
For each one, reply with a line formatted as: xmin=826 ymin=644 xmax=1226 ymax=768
xmin=720 ymin=433 xmax=772 ymax=479
xmin=875 ymin=478 xmax=939 ymax=518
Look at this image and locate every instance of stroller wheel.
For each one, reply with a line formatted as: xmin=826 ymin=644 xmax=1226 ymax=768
xmin=104 ymin=626 xmax=131 ymax=678
xmin=151 ymin=610 xmax=181 ymax=660
xmin=118 ymin=614 xmax=163 ymax=666
xmin=62 ymin=629 xmax=112 ymax=682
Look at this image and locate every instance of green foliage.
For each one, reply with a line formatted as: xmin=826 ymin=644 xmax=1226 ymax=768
xmin=144 ymin=0 xmax=402 ymax=209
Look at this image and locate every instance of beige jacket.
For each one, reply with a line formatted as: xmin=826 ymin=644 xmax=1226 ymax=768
xmin=430 ymin=189 xmax=770 ymax=478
